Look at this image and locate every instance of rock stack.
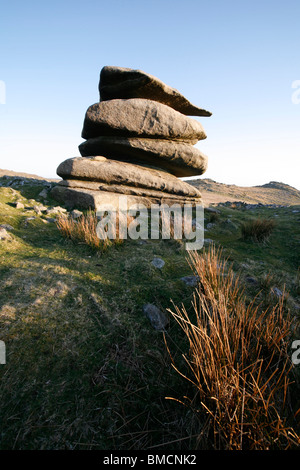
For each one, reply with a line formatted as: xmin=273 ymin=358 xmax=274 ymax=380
xmin=51 ymin=66 xmax=211 ymax=209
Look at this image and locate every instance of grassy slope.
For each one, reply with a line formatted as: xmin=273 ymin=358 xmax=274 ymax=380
xmin=0 ymin=177 xmax=299 ymax=449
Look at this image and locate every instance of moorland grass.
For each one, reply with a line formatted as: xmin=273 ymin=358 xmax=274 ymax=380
xmin=241 ymin=217 xmax=276 ymax=243
xmin=0 ymin=178 xmax=299 ymax=450
xmin=167 ymin=246 xmax=300 ymax=449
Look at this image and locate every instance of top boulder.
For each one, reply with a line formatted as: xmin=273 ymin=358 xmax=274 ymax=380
xmin=99 ymin=66 xmax=212 ymax=117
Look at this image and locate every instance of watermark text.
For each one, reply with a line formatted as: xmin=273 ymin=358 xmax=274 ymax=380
xmin=96 ymin=196 xmax=204 ymax=250
xmin=0 ymin=341 xmax=6 ymax=364
xmin=292 ymin=340 xmax=300 ymax=365
xmin=291 ymin=80 xmax=300 ymax=104
xmin=0 ymin=80 xmax=6 ymax=104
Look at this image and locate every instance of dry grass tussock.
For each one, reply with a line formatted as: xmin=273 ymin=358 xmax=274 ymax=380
xmin=241 ymin=217 xmax=276 ymax=243
xmin=56 ymin=209 xmax=132 ymax=251
xmin=56 ymin=208 xmax=192 ymax=250
xmin=166 ymin=245 xmax=300 ymax=450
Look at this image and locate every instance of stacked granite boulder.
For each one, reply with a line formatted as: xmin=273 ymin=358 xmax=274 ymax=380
xmin=51 ymin=66 xmax=212 ymax=209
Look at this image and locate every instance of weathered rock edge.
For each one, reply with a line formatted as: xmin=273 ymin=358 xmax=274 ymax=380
xmin=50 ymin=185 xmax=201 ymax=210
xmin=99 ymin=66 xmax=212 ymax=117
xmin=81 ymin=98 xmax=207 ymax=143
xmin=78 ymin=137 xmax=208 ymax=177
xmin=56 ymin=157 xmax=201 ymax=198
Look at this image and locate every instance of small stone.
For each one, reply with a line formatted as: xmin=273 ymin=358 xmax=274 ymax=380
xmin=23 ymin=217 xmax=36 ymax=228
xmin=70 ymin=209 xmax=83 ymax=219
xmin=192 ymin=218 xmax=204 ymax=229
xmin=180 ymin=275 xmax=200 ymax=287
xmin=14 ymin=202 xmax=24 ymax=209
xmin=0 ymin=224 xmax=13 ymax=231
xmin=152 ymin=257 xmax=165 ymax=269
xmin=205 ymin=207 xmax=220 ymax=214
xmin=272 ymin=287 xmax=283 ymax=298
xmin=143 ymin=304 xmax=169 ymax=331
xmin=38 ymin=189 xmax=49 ymax=199
xmin=33 ymin=205 xmax=43 ymax=215
xmin=0 ymin=227 xmax=12 ymax=240
xmin=37 ymin=205 xmax=48 ymax=212
xmin=46 ymin=206 xmax=67 ymax=215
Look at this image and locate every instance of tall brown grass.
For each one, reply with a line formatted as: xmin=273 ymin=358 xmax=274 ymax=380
xmin=241 ymin=217 xmax=276 ymax=242
xmin=56 ymin=210 xmax=126 ymax=251
xmin=166 ymin=245 xmax=300 ymax=450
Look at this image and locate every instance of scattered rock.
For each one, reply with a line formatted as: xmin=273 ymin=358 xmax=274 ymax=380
xmin=204 ymin=238 xmax=214 ymax=244
xmin=37 ymin=204 xmax=47 ymax=212
xmin=241 ymin=263 xmax=250 ymax=269
xmin=38 ymin=189 xmax=49 ymax=199
xmin=14 ymin=202 xmax=24 ymax=209
xmin=0 ymin=224 xmax=13 ymax=231
xmin=192 ymin=218 xmax=205 ymax=230
xmin=180 ymin=275 xmax=200 ymax=287
xmin=0 ymin=227 xmax=12 ymax=241
xmin=271 ymin=287 xmax=283 ymax=298
xmin=33 ymin=205 xmax=43 ymax=215
xmin=205 ymin=207 xmax=220 ymax=214
xmin=46 ymin=206 xmax=67 ymax=215
xmin=70 ymin=209 xmax=83 ymax=219
xmin=152 ymin=257 xmax=165 ymax=269
xmin=245 ymin=276 xmax=258 ymax=285
xmin=24 ymin=217 xmax=36 ymax=227
xmin=143 ymin=303 xmax=169 ymax=331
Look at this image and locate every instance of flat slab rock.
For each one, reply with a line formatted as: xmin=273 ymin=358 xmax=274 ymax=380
xmin=79 ymin=137 xmax=208 ymax=177
xmin=99 ymin=66 xmax=212 ymax=117
xmin=81 ymin=98 xmax=207 ymax=143
xmin=57 ymin=179 xmax=203 ymax=201
xmin=50 ymin=185 xmax=201 ymax=211
xmin=56 ymin=157 xmax=201 ymax=198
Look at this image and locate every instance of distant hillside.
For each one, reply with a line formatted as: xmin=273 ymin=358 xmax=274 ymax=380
xmin=1 ymin=168 xmax=299 ymax=207
xmin=0 ymin=168 xmax=59 ymax=182
xmin=186 ymin=178 xmax=300 ymax=206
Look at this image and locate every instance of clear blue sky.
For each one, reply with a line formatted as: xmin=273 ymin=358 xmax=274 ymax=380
xmin=1 ymin=0 xmax=299 ymax=189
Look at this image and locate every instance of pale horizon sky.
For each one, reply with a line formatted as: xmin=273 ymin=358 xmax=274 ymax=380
xmin=0 ymin=0 xmax=299 ymax=189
